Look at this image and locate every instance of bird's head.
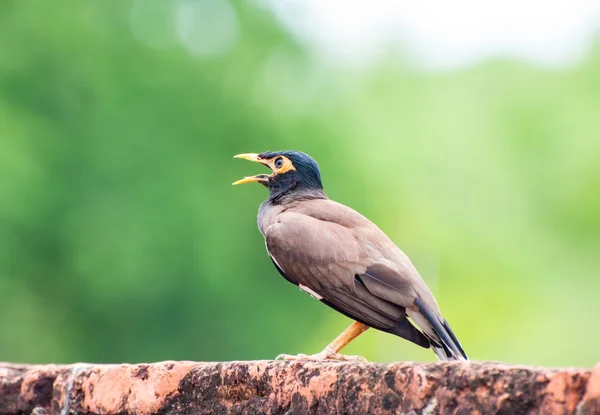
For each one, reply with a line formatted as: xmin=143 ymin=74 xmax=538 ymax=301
xmin=233 ymin=150 xmax=324 ymax=200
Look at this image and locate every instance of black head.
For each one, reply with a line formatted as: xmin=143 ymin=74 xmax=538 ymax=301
xmin=233 ymin=150 xmax=324 ymax=201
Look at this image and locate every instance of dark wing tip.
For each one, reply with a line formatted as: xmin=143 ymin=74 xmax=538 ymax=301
xmin=387 ymin=318 xmax=431 ymax=349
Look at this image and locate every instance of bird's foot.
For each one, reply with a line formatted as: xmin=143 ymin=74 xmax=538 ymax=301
xmin=276 ymin=350 xmax=367 ymax=363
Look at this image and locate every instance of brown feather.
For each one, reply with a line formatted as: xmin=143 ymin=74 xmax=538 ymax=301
xmin=257 ymin=198 xmax=451 ymax=351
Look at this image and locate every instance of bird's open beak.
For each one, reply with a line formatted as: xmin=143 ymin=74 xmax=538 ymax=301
xmin=233 ymin=153 xmax=271 ymax=185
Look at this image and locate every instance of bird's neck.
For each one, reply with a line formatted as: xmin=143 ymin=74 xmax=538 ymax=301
xmin=267 ymin=187 xmax=327 ymax=205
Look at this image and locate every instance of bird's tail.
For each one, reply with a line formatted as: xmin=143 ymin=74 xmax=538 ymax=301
xmin=414 ymin=298 xmax=468 ymax=361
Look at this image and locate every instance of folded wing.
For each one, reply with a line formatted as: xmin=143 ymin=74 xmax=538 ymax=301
xmin=264 ymin=210 xmax=431 ymax=350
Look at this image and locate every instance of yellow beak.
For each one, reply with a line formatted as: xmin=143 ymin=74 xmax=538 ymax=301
xmin=233 ymin=153 xmax=270 ymax=185
xmin=233 ymin=153 xmax=262 ymax=162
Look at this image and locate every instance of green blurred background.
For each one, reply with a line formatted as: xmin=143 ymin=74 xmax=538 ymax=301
xmin=1 ymin=1 xmax=599 ymax=368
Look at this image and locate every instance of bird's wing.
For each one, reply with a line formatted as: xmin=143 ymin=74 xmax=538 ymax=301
xmin=264 ymin=210 xmax=427 ymax=347
xmin=271 ymin=199 xmax=424 ymax=308
xmin=288 ymin=200 xmax=467 ymax=360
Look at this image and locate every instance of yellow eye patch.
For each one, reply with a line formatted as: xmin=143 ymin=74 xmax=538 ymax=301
xmin=271 ymin=156 xmax=296 ymax=175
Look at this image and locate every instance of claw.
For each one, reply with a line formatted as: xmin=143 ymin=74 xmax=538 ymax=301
xmin=275 ymin=351 xmax=368 ymax=363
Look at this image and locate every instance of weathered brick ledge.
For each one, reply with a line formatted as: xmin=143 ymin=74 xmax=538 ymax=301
xmin=1 ymin=360 xmax=598 ymax=414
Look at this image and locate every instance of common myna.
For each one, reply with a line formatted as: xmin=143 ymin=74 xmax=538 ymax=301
xmin=234 ymin=150 xmax=467 ymax=361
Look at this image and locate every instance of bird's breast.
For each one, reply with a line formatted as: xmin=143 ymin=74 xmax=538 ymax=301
xmin=257 ymin=200 xmax=282 ymax=236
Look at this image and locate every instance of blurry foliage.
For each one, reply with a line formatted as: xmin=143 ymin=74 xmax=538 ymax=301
xmin=1 ymin=1 xmax=599 ymax=366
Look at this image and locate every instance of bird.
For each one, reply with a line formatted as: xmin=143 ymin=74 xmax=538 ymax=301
xmin=233 ymin=150 xmax=467 ymax=361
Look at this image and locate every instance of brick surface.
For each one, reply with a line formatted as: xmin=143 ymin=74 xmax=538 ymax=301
xmin=0 ymin=361 xmax=596 ymax=414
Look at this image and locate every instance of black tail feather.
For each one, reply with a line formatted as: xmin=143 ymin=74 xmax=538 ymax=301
xmin=414 ymin=298 xmax=467 ymax=360
xmin=443 ymin=319 xmax=467 ymax=359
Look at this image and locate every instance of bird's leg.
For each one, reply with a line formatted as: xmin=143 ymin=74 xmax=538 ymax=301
xmin=320 ymin=321 xmax=370 ymax=356
xmin=276 ymin=321 xmax=370 ymax=362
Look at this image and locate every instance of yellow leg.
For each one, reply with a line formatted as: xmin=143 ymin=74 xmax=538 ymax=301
xmin=322 ymin=321 xmax=370 ymax=354
xmin=276 ymin=321 xmax=370 ymax=362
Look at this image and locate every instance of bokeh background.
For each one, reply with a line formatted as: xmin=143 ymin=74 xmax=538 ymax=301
xmin=1 ymin=0 xmax=599 ymax=367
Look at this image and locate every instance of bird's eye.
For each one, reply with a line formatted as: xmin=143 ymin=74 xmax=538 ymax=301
xmin=274 ymin=157 xmax=284 ymax=169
